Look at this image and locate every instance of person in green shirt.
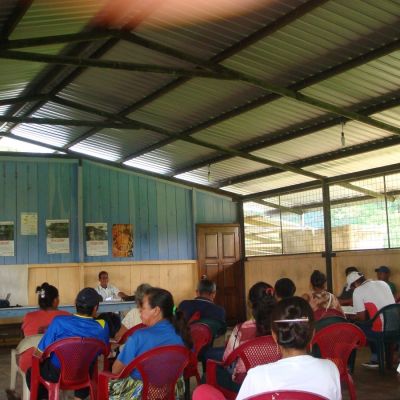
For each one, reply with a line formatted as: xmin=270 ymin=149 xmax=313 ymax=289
xmin=375 ymin=265 xmax=397 ymax=298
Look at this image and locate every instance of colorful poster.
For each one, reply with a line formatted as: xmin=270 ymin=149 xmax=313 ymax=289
xmin=0 ymin=222 xmax=14 ymax=256
xmin=86 ymin=223 xmax=108 ymax=256
xmin=21 ymin=212 xmax=38 ymax=235
xmin=46 ymin=219 xmax=70 ymax=254
xmin=112 ymin=224 xmax=133 ymax=257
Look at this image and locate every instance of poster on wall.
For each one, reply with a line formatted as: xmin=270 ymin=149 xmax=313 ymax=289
xmin=86 ymin=223 xmax=108 ymax=256
xmin=46 ymin=219 xmax=70 ymax=254
xmin=21 ymin=212 xmax=38 ymax=235
xmin=0 ymin=221 xmax=14 ymax=256
xmin=112 ymin=224 xmax=133 ymax=257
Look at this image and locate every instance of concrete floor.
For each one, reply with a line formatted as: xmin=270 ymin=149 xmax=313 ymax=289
xmin=0 ymin=345 xmax=399 ymax=399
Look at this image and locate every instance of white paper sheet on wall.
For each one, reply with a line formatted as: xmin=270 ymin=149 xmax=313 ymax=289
xmin=0 ymin=264 xmax=28 ymax=306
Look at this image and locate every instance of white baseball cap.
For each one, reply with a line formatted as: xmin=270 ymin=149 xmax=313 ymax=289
xmin=346 ymin=271 xmax=364 ymax=290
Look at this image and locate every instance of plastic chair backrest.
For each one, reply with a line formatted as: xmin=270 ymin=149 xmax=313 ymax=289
xmin=41 ymin=337 xmax=109 ymax=387
xmin=314 ymin=316 xmax=347 ymax=332
xmin=190 ymin=323 xmax=213 ymax=356
xmin=118 ymin=345 xmax=190 ymax=400
xmin=245 ymin=390 xmax=327 ymax=399
xmin=226 ymin=335 xmax=281 ymax=371
xmin=193 ymin=384 xmax=226 ymax=400
xmin=314 ymin=308 xmax=344 ymax=321
xmin=311 ymin=323 xmax=366 ymax=376
xmin=379 ymin=304 xmax=400 ymax=338
xmin=118 ymin=323 xmax=146 ymax=345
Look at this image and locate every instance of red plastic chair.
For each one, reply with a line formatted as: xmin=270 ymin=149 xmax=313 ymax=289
xmin=193 ymin=384 xmax=226 ymax=399
xmin=245 ymin=390 xmax=327 ymax=399
xmin=207 ymin=335 xmax=282 ymax=400
xmin=30 ymin=337 xmax=109 ymax=400
xmin=117 ymin=323 xmax=146 ymax=345
xmin=98 ymin=345 xmax=190 ymax=400
xmin=311 ymin=323 xmax=366 ymax=400
xmin=184 ymin=323 xmax=213 ymax=399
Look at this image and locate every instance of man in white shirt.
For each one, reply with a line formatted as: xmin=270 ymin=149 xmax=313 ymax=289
xmin=95 ymin=271 xmax=128 ymax=301
xmin=347 ymin=271 xmax=395 ymax=368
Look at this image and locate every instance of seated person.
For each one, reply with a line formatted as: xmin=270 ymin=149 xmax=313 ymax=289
xmin=236 ymin=297 xmax=341 ymax=400
xmin=178 ymin=279 xmax=226 ymax=336
xmin=303 ymin=270 xmax=343 ymax=320
xmin=338 ymin=266 xmax=359 ymax=306
xmin=110 ymin=288 xmax=192 ymax=399
xmin=218 ymin=282 xmax=276 ymax=392
xmin=274 ymin=278 xmax=296 ymax=301
xmin=347 ymin=271 xmax=395 ymax=368
xmin=26 ymin=288 xmax=109 ymax=400
xmin=8 ymin=283 xmax=70 ymax=399
xmin=114 ymin=283 xmax=152 ymax=341
xmin=95 ymin=270 xmax=129 ymax=301
xmin=375 ymin=265 xmax=397 ymax=298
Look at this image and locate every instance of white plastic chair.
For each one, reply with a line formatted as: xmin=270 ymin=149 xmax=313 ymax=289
xmin=10 ymin=334 xmax=43 ymax=400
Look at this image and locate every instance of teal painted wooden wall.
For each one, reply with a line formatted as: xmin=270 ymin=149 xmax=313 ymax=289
xmin=0 ymin=157 xmax=239 ymax=264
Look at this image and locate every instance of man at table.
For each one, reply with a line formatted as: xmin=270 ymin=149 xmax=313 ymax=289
xmin=338 ymin=266 xmax=359 ymax=306
xmin=26 ymin=288 xmax=109 ymax=399
xmin=95 ymin=270 xmax=129 ymax=301
xmin=347 ymin=271 xmax=395 ymax=368
xmin=375 ymin=265 xmax=397 ymax=298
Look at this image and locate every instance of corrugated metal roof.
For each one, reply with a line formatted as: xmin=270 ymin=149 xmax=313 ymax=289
xmin=0 ymin=0 xmax=399 ymax=200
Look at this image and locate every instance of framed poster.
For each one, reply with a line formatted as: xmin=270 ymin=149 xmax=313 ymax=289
xmin=0 ymin=221 xmax=14 ymax=256
xmin=86 ymin=223 xmax=108 ymax=256
xmin=46 ymin=219 xmax=70 ymax=254
xmin=112 ymin=224 xmax=133 ymax=257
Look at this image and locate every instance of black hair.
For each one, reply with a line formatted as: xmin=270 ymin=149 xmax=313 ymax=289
xmin=310 ymin=270 xmax=326 ymax=289
xmin=248 ymin=282 xmax=276 ymax=336
xmin=197 ymin=279 xmax=216 ymax=294
xmin=98 ymin=270 xmax=108 ymax=280
xmin=36 ymin=282 xmax=59 ymax=310
xmin=145 ymin=287 xmax=193 ymax=348
xmin=271 ymin=296 xmax=314 ymax=350
xmin=345 ymin=266 xmax=358 ymax=276
xmin=274 ymin=278 xmax=296 ymax=299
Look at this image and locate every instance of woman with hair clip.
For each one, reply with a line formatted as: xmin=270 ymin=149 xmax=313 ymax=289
xmin=18 ymin=283 xmax=70 ymax=373
xmin=110 ymin=287 xmax=192 ymax=399
xmin=236 ymin=297 xmax=341 ymax=400
xmin=221 ymin=282 xmax=276 ymax=386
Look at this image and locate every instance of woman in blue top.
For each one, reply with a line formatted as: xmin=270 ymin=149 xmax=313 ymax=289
xmin=110 ymin=287 xmax=192 ymax=399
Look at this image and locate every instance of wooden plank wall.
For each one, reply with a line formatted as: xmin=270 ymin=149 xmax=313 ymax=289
xmin=245 ymin=249 xmax=400 ymax=299
xmin=28 ymin=260 xmax=198 ymax=306
xmin=0 ymin=157 xmax=239 ymax=265
xmin=0 ymin=159 xmax=78 ymax=265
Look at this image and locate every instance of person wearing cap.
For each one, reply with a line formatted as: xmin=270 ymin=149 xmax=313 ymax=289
xmin=337 ymin=266 xmax=359 ymax=306
xmin=375 ymin=265 xmax=397 ymax=297
xmin=26 ymin=287 xmax=109 ymax=399
xmin=347 ymin=271 xmax=395 ymax=368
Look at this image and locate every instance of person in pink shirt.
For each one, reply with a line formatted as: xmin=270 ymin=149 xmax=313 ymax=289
xmin=19 ymin=282 xmax=70 ymax=372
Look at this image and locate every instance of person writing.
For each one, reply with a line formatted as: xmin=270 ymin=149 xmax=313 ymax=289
xmin=236 ymin=297 xmax=341 ymax=400
xmin=95 ymin=271 xmax=129 ymax=301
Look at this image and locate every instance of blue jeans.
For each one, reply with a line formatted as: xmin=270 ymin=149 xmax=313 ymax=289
xmin=357 ymin=322 xmax=380 ymax=362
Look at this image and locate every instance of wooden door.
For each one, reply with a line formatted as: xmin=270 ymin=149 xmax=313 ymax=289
xmin=197 ymin=224 xmax=245 ymax=324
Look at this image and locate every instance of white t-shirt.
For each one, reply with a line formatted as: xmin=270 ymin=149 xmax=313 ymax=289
xmin=353 ymin=279 xmax=395 ymax=331
xmin=236 ymin=355 xmax=341 ymax=400
xmin=122 ymin=307 xmax=141 ymax=329
xmin=95 ymin=284 xmax=120 ymax=301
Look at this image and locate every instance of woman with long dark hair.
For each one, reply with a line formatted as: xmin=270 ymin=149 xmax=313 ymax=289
xmin=236 ymin=297 xmax=341 ymax=400
xmin=110 ymin=287 xmax=191 ymax=399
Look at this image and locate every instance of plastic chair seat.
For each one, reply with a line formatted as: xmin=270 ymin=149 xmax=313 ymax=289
xmin=311 ymin=323 xmax=366 ymax=400
xmin=30 ymin=337 xmax=109 ymax=400
xmin=244 ymin=390 xmax=328 ymax=399
xmin=98 ymin=345 xmax=190 ymax=400
xmin=206 ymin=335 xmax=282 ymax=400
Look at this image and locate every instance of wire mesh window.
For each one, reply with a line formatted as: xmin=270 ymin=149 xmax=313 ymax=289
xmin=244 ymin=172 xmax=400 ymax=257
xmin=244 ymin=189 xmax=324 ymax=256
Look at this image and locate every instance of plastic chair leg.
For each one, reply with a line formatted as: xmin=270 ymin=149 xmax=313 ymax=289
xmin=345 ymin=373 xmax=357 ymax=400
xmin=21 ymin=373 xmax=30 ymax=400
xmin=184 ymin=378 xmax=191 ymax=400
xmin=10 ymin=349 xmax=17 ymax=390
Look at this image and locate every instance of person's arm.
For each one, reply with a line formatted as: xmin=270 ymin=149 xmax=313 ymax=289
xmin=117 ymin=291 xmax=129 ymax=300
xmin=112 ymin=359 xmax=126 ymax=375
xmin=114 ymin=324 xmax=128 ymax=342
xmin=352 ymin=290 xmax=367 ymax=321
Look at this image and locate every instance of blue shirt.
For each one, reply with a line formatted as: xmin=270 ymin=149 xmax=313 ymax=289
xmin=38 ymin=314 xmax=109 ymax=369
xmin=118 ymin=319 xmax=184 ymax=380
